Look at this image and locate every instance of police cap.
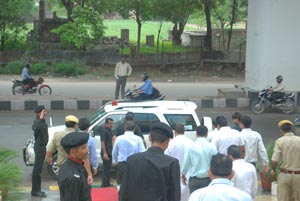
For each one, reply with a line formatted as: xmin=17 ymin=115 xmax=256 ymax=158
xmin=65 ymin=115 xmax=79 ymax=123
xmin=35 ymin=105 xmax=45 ymax=113
xmin=278 ymin=120 xmax=294 ymax=128
xmin=151 ymin=122 xmax=173 ymax=139
xmin=60 ymin=132 xmax=89 ymax=149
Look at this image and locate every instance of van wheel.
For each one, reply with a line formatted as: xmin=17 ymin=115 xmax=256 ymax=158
xmin=47 ymin=153 xmax=58 ymax=180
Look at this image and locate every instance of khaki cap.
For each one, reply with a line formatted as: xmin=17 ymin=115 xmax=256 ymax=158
xmin=278 ymin=120 xmax=294 ymax=128
xmin=65 ymin=115 xmax=79 ymax=123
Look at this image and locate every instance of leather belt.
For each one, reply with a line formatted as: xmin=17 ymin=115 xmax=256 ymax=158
xmin=280 ymin=168 xmax=300 ymax=174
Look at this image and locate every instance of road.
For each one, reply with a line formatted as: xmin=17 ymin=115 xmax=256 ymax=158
xmin=0 ymin=77 xmax=242 ymax=100
xmin=0 ymin=109 xmax=298 ymax=200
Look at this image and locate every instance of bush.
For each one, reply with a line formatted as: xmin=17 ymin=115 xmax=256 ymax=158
xmin=2 ymin=61 xmax=23 ymax=74
xmin=52 ymin=62 xmax=86 ymax=76
xmin=0 ymin=150 xmax=22 ymax=200
xmin=31 ymin=63 xmax=48 ymax=75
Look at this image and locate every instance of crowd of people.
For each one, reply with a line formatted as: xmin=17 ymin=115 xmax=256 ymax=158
xmin=30 ymin=105 xmax=300 ymax=201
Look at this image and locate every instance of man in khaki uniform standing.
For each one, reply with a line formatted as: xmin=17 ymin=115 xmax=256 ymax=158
xmin=46 ymin=115 xmax=79 ymax=169
xmin=114 ymin=56 xmax=132 ymax=99
xmin=271 ymin=120 xmax=300 ymax=201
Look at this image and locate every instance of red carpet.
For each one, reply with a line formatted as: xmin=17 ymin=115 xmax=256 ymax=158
xmin=91 ymin=187 xmax=118 ymax=201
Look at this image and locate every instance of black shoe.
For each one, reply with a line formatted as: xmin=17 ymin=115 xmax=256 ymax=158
xmin=31 ymin=191 xmax=47 ymax=197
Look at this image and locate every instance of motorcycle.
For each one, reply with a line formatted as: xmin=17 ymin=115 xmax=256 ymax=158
xmin=251 ymin=88 xmax=295 ymax=114
xmin=125 ymin=86 xmax=165 ymax=100
xmin=12 ymin=77 xmax=52 ymax=95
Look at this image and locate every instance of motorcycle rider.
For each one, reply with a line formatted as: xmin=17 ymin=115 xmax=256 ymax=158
xmin=270 ymin=75 xmax=285 ymax=102
xmin=22 ymin=63 xmax=35 ymax=91
xmin=134 ymin=72 xmax=153 ymax=100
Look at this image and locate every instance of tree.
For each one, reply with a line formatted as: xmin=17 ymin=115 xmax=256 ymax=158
xmin=212 ymin=0 xmax=247 ymax=51
xmin=118 ymin=0 xmax=153 ymax=55
xmin=200 ymin=0 xmax=213 ymax=51
xmin=0 ymin=0 xmax=35 ymax=51
xmin=162 ymin=0 xmax=199 ymax=45
xmin=52 ymin=6 xmax=105 ymax=49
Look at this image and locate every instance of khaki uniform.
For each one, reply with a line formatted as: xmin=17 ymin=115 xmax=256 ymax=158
xmin=47 ymin=128 xmax=76 ymax=167
xmin=272 ymin=132 xmax=300 ymax=201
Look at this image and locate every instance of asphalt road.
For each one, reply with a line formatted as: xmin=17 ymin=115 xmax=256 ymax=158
xmin=0 ymin=77 xmax=242 ymax=100
xmin=0 ymin=109 xmax=299 ymax=200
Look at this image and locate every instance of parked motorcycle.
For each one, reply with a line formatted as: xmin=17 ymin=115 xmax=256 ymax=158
xmin=125 ymin=86 xmax=165 ymax=100
xmin=251 ymin=88 xmax=295 ymax=114
xmin=12 ymin=77 xmax=52 ymax=95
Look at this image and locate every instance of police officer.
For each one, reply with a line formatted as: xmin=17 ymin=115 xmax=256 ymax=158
xmin=31 ymin=105 xmax=48 ymax=197
xmin=271 ymin=120 xmax=300 ymax=201
xmin=58 ymin=131 xmax=91 ymax=201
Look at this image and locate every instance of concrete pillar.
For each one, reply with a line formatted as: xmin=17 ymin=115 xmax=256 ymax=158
xmin=245 ymin=0 xmax=300 ymax=91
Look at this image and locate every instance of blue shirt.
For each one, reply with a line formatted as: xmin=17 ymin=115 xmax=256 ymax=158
xmin=182 ymin=137 xmax=217 ymax=178
xmin=139 ymin=79 xmax=153 ymax=95
xmin=88 ymin=136 xmax=98 ymax=169
xmin=188 ymin=178 xmax=253 ymax=201
xmin=112 ymin=131 xmax=145 ymax=163
xmin=22 ymin=67 xmax=32 ymax=80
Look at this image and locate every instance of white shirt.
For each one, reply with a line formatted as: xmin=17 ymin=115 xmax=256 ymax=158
xmin=165 ymin=134 xmax=194 ymax=201
xmin=273 ymin=82 xmax=284 ymax=92
xmin=240 ymin=128 xmax=269 ymax=165
xmin=188 ymin=178 xmax=253 ymax=201
xmin=232 ymin=159 xmax=257 ymax=198
xmin=112 ymin=131 xmax=145 ymax=164
xmin=212 ymin=126 xmax=244 ymax=155
xmin=207 ymin=129 xmax=219 ymax=143
xmin=165 ymin=135 xmax=194 ymax=167
xmin=114 ymin=62 xmax=132 ymax=78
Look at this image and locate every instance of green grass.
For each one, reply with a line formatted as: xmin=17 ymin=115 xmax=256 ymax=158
xmin=103 ymin=19 xmax=198 ymax=43
xmin=104 ymin=19 xmax=199 ymax=54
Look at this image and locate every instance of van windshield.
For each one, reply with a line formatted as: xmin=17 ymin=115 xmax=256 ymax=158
xmin=88 ymin=105 xmax=106 ymax=125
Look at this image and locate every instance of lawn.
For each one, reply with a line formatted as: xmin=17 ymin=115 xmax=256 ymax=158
xmin=103 ymin=19 xmax=199 ymax=54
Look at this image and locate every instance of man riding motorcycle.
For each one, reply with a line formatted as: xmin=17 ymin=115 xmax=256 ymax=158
xmin=22 ymin=63 xmax=35 ymax=91
xmin=134 ymin=72 xmax=153 ymax=100
xmin=269 ymin=75 xmax=285 ymax=102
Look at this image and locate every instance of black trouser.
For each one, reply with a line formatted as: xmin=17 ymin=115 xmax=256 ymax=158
xmin=188 ymin=177 xmax=211 ymax=194
xmin=23 ymin=78 xmax=35 ymax=88
xmin=31 ymin=145 xmax=46 ymax=194
xmin=116 ymin=161 xmax=127 ymax=184
xmin=101 ymin=155 xmax=112 ymax=187
xmin=115 ymin=76 xmax=127 ymax=99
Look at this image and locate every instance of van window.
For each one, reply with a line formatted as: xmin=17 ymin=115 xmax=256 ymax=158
xmin=134 ymin=113 xmax=160 ymax=133
xmin=164 ymin=114 xmax=197 ymax=131
xmin=92 ymin=114 xmax=126 ymax=135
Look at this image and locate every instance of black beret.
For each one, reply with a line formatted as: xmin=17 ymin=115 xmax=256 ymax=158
xmin=151 ymin=122 xmax=173 ymax=139
xmin=35 ymin=105 xmax=45 ymax=113
xmin=61 ymin=132 xmax=89 ymax=149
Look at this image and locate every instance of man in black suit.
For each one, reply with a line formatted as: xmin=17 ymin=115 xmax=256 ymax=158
xmin=119 ymin=122 xmax=180 ymax=201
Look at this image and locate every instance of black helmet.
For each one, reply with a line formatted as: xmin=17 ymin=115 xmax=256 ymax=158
xmin=141 ymin=72 xmax=149 ymax=81
xmin=276 ymin=75 xmax=283 ymax=83
xmin=25 ymin=63 xmax=31 ymax=68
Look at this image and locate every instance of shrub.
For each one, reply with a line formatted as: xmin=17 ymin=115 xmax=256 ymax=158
xmin=31 ymin=63 xmax=48 ymax=75
xmin=3 ymin=61 xmax=23 ymax=74
xmin=52 ymin=62 xmax=86 ymax=76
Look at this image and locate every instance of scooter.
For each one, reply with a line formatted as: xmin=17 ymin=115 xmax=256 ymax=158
xmin=125 ymin=86 xmax=165 ymax=100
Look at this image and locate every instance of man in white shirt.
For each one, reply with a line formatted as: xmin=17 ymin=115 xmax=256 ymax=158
xmin=112 ymin=121 xmax=145 ymax=184
xmin=114 ymin=56 xmax=132 ymax=99
xmin=182 ymin=126 xmax=218 ymax=194
xmin=165 ymin=124 xmax=194 ymax=201
xmin=239 ymin=115 xmax=269 ymax=170
xmin=228 ymin=145 xmax=257 ymax=199
xmin=188 ymin=154 xmax=252 ymax=201
xmin=212 ymin=116 xmax=245 ymax=156
xmin=207 ymin=119 xmax=219 ymax=143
